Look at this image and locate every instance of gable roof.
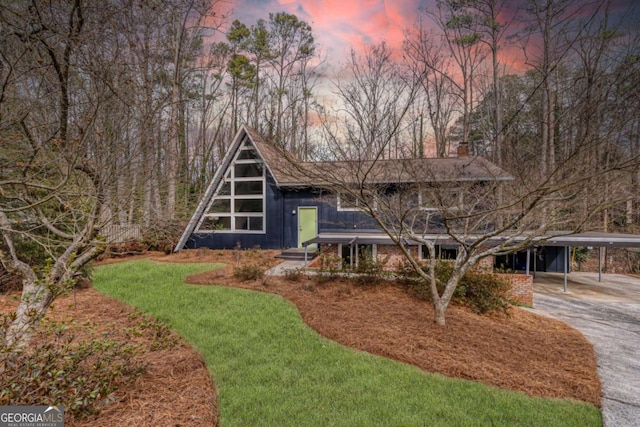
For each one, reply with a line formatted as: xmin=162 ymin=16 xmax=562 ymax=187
xmin=174 ymin=125 xmax=513 ymax=251
xmin=245 ymin=126 xmax=512 ymax=186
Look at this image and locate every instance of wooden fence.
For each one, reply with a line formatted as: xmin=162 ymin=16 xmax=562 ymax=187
xmin=102 ymin=224 xmax=142 ymax=243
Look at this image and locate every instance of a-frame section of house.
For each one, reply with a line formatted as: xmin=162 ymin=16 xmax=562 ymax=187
xmin=174 ymin=125 xmax=274 ymax=251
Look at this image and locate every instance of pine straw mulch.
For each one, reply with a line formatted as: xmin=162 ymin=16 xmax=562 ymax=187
xmin=178 ymin=249 xmax=601 ymax=407
xmin=0 ymin=287 xmax=217 ymax=427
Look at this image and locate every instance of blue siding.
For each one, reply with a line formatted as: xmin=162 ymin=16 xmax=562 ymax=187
xmin=186 ymin=184 xmax=381 ymax=250
xmin=282 ymin=189 xmax=316 ymax=248
xmin=544 ymin=246 xmax=570 ymax=273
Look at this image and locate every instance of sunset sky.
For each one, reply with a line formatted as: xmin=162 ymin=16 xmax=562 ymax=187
xmin=219 ymin=0 xmax=639 ymax=72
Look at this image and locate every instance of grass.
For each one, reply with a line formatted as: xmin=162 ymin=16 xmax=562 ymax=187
xmin=93 ymin=260 xmax=602 ymax=427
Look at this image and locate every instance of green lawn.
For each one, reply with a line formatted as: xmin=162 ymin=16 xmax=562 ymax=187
xmin=93 ymin=260 xmax=601 ymax=427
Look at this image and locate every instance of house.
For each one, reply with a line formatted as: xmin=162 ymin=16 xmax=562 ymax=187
xmin=175 ymin=125 xmax=640 ymax=298
xmin=175 ymin=125 xmax=513 ymax=262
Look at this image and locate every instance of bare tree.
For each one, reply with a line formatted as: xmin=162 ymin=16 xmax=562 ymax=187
xmin=273 ymin=30 xmax=639 ymax=327
xmin=404 ymin=22 xmax=458 ymax=157
xmin=0 ymin=1 xmax=111 ymax=348
xmin=322 ymin=42 xmax=418 ymax=161
xmin=0 ymin=0 xmax=227 ymax=350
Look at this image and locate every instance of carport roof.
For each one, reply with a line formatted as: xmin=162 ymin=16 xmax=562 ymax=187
xmin=538 ymin=232 xmax=640 ymax=248
xmin=304 ymin=231 xmax=640 ymax=249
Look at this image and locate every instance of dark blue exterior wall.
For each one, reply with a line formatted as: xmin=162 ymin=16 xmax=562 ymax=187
xmin=542 ymin=246 xmax=570 ymax=273
xmin=280 ymin=189 xmax=379 ymax=248
xmin=185 ymin=181 xmax=380 ymax=250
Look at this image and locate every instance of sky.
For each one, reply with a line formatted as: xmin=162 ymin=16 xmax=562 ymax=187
xmin=217 ymin=0 xmax=639 ymax=72
xmin=219 ymin=0 xmax=431 ymax=65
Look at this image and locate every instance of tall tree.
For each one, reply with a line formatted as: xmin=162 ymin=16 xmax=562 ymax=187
xmin=0 ymin=0 xmax=111 ymax=348
xmin=424 ymin=0 xmax=488 ymax=154
xmin=404 ymin=22 xmax=458 ymax=157
xmin=265 ymin=12 xmax=315 ymax=151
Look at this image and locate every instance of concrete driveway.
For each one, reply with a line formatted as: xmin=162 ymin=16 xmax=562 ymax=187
xmin=531 ymin=272 xmax=640 ymax=427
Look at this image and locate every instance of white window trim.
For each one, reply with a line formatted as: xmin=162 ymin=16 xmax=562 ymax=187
xmin=418 ymin=244 xmax=431 ymax=260
xmin=197 ymin=140 xmax=266 ymax=234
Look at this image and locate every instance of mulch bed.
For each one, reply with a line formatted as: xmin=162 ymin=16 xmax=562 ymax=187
xmin=2 ymin=248 xmax=602 ymax=426
xmin=1 ymin=288 xmax=218 ymax=427
xmin=183 ymin=249 xmax=601 ymax=407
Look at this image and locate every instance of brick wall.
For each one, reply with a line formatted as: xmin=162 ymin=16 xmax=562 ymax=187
xmin=473 ymin=256 xmax=494 ymax=273
xmin=376 ymin=244 xmax=417 ymax=268
xmin=495 ymin=273 xmax=533 ymax=306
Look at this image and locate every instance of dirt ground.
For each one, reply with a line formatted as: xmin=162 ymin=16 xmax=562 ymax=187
xmin=2 ymin=248 xmax=602 ymax=425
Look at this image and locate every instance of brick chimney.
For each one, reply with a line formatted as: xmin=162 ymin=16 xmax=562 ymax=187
xmin=457 ymin=143 xmax=469 ymax=157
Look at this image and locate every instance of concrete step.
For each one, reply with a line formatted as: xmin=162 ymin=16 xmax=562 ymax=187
xmin=275 ymin=248 xmax=318 ymax=261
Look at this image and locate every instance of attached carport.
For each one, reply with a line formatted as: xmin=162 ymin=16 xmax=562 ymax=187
xmin=537 ymin=232 xmax=640 ymax=292
xmin=303 ymin=231 xmax=640 ymax=286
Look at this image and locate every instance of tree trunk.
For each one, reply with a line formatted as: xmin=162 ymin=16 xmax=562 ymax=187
xmin=5 ymin=277 xmax=53 ymax=350
xmin=434 ymin=300 xmax=447 ymax=326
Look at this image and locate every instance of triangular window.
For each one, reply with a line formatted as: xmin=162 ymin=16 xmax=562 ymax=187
xmin=197 ymin=137 xmax=266 ymax=233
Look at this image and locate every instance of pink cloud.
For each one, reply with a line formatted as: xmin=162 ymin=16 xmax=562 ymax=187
xmin=221 ymin=0 xmax=427 ymax=64
xmin=220 ymin=0 xmax=639 ymax=73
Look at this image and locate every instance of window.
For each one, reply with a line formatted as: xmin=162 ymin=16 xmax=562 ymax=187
xmin=339 ymin=243 xmax=377 ymax=267
xmin=337 ymin=191 xmax=377 ymax=212
xmin=419 ymin=244 xmax=458 ymax=260
xmin=234 ymin=163 xmax=263 ymax=178
xmin=197 ymin=138 xmax=265 ymax=233
xmin=419 ymin=188 xmax=463 ymax=211
xmin=210 ymin=199 xmax=231 ymax=213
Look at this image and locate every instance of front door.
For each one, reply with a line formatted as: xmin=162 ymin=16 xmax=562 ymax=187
xmin=298 ymin=207 xmax=317 ymax=248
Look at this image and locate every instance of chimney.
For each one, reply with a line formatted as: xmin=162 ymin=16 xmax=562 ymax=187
xmin=457 ymin=143 xmax=469 ymax=157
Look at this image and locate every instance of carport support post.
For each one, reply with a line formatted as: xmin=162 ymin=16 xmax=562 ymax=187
xmin=563 ymin=246 xmax=568 ymax=293
xmin=526 ymin=248 xmax=531 ymax=275
xmin=533 ymin=248 xmax=537 ymax=278
xmin=598 ymin=247 xmax=602 ymax=282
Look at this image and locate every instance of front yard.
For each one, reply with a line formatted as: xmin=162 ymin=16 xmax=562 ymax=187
xmin=88 ymin=250 xmax=601 ymax=426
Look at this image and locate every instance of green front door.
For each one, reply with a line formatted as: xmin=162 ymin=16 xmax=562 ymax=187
xmin=298 ymin=207 xmax=317 ymax=248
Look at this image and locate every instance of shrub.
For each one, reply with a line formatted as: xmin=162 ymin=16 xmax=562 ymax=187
xmin=395 ymin=260 xmax=511 ymax=315
xmin=351 ymin=255 xmax=389 ymax=285
xmin=0 ymin=320 xmax=147 ymax=419
xmin=233 ymin=264 xmax=264 ymax=281
xmin=456 ymin=271 xmax=511 ymax=315
xmin=309 ymin=253 xmax=342 ymax=285
xmin=124 ymin=312 xmax=179 ymax=351
xmin=317 ymin=253 xmax=342 ymax=271
xmin=284 ymin=268 xmax=304 ymax=282
xmin=141 ymin=220 xmax=186 ymax=254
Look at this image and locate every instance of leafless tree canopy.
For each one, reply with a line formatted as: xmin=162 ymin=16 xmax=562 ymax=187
xmin=1 ymin=0 xmax=639 ymax=333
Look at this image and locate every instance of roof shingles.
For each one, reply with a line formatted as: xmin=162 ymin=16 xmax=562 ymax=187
xmin=247 ymin=125 xmax=512 ymax=186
